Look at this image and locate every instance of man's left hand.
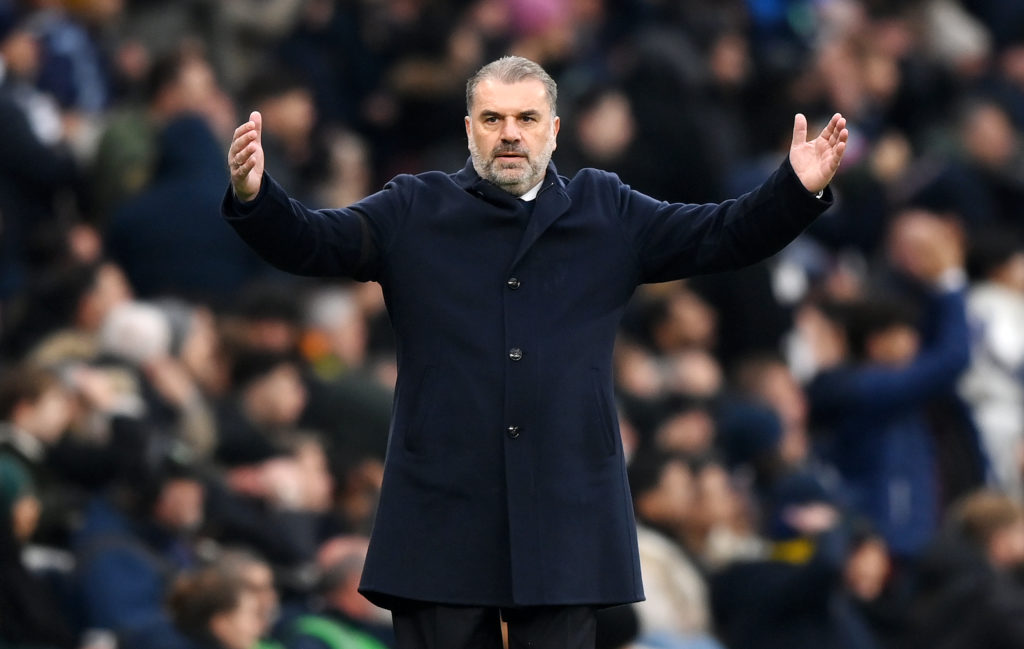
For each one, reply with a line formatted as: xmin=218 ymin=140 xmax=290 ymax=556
xmin=790 ymin=112 xmax=848 ymax=195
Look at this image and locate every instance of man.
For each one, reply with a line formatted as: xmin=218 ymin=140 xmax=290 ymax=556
xmin=0 ymin=364 xmax=73 ymax=544
xmin=905 ymin=490 xmax=1024 ymax=649
xmin=223 ymin=56 xmax=847 ymax=649
xmin=285 ymin=535 xmax=393 ymax=649
xmin=806 ymin=211 xmax=977 ymax=560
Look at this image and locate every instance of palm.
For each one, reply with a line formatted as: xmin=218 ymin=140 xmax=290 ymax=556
xmin=789 ymin=113 xmax=848 ymax=194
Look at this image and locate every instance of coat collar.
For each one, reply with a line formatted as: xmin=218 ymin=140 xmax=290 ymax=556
xmin=453 ymin=158 xmax=572 ymax=269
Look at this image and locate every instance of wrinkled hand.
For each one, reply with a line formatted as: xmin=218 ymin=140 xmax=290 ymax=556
xmin=227 ymin=110 xmax=264 ymax=202
xmin=790 ymin=113 xmax=848 ymax=194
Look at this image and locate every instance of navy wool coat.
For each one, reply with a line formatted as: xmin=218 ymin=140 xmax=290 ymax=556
xmin=222 ymin=157 xmax=831 ymax=608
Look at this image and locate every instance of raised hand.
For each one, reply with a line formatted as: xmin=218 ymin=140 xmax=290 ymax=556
xmin=789 ymin=112 xmax=848 ymax=195
xmin=227 ymin=110 xmax=264 ymax=202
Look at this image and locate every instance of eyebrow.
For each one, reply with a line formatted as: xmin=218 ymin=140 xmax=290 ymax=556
xmin=479 ymin=109 xmax=542 ymax=119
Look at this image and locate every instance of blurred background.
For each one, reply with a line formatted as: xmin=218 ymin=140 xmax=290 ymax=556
xmin=1 ymin=0 xmax=1024 ymax=648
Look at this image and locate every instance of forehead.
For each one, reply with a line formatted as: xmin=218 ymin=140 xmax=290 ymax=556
xmin=471 ymin=78 xmax=551 ymax=116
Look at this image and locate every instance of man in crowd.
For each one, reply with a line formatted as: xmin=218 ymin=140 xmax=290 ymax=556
xmin=222 ymin=55 xmax=847 ymax=649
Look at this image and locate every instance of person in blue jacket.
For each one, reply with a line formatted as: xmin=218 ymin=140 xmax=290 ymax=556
xmin=221 ymin=55 xmax=848 ymax=649
xmin=807 ymin=210 xmax=976 ymax=561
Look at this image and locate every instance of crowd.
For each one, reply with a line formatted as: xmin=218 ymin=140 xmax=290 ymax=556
xmin=1 ymin=0 xmax=1024 ymax=648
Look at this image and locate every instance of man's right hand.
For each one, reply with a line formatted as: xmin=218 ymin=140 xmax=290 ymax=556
xmin=227 ymin=110 xmax=264 ymax=202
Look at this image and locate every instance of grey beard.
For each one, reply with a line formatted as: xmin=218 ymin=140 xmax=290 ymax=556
xmin=469 ymin=140 xmax=554 ymax=196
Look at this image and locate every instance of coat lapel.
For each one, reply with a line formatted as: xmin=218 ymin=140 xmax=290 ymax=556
xmin=453 ymin=158 xmax=573 ymax=270
xmin=509 ymin=173 xmax=571 ymax=270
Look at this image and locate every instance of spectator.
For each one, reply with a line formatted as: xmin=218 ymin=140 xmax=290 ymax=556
xmin=216 ymin=348 xmax=307 ymax=467
xmin=91 ymin=46 xmax=235 ymax=223
xmin=711 ymin=471 xmax=880 ymax=649
xmin=904 ymin=489 xmax=1024 ymax=649
xmin=215 ymin=548 xmax=285 ymax=649
xmin=626 ymin=448 xmax=722 ymax=649
xmin=0 ymin=12 xmax=78 ymax=301
xmin=93 ymin=300 xmax=218 ymax=463
xmin=284 ymin=535 xmax=393 ymax=649
xmin=73 ymin=457 xmax=205 ymax=638
xmin=806 ymin=210 xmax=978 ymax=560
xmin=0 ymin=457 xmax=77 ymax=649
xmin=0 ymin=364 xmax=74 ymax=543
xmin=12 ymin=259 xmax=132 ymax=367
xmin=959 ymin=226 xmax=1024 ymax=502
xmin=25 ymin=0 xmax=121 ymax=115
xmin=203 ymin=434 xmax=330 ymax=570
xmin=167 ymin=564 xmax=267 ymax=649
xmin=240 ymin=66 xmax=324 ymax=206
xmin=104 ymin=106 xmax=268 ymax=301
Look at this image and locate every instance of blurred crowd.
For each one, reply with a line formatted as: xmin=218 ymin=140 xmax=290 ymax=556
xmin=1 ymin=0 xmax=1024 ymax=648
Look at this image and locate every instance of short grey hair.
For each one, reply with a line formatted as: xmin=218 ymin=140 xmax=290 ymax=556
xmin=466 ymin=56 xmax=558 ymax=117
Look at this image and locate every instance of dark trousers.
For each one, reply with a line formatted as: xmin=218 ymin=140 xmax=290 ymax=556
xmin=391 ymin=601 xmax=597 ymax=649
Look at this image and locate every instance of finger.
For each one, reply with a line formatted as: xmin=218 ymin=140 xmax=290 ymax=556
xmin=230 ymin=135 xmax=261 ymax=170
xmin=792 ymin=113 xmax=808 ymax=147
xmin=238 ymin=147 xmax=262 ymax=176
xmin=231 ymin=119 xmax=259 ymax=145
xmin=238 ymin=157 xmax=257 ymax=177
xmin=228 ymin=129 xmax=255 ymax=163
xmin=832 ymin=140 xmax=847 ymax=166
xmin=251 ymin=111 xmax=262 ymax=143
xmin=828 ymin=116 xmax=846 ymax=146
xmin=833 ymin=128 xmax=849 ymax=156
xmin=227 ymin=134 xmax=248 ymax=162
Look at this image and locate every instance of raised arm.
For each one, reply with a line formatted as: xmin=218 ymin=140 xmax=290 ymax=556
xmin=617 ymin=113 xmax=847 ymax=283
xmin=221 ymin=110 xmax=406 ymax=281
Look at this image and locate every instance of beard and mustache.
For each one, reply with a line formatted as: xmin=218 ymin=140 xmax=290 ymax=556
xmin=468 ymin=133 xmax=556 ymax=197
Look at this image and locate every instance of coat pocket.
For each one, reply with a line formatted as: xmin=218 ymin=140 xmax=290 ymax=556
xmin=590 ymin=367 xmax=618 ymax=458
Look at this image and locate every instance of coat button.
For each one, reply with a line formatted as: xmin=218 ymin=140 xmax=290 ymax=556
xmin=507 ymin=425 xmax=520 ymax=439
xmin=508 ymin=347 xmax=523 ymax=361
xmin=507 ymin=277 xmax=521 ymax=290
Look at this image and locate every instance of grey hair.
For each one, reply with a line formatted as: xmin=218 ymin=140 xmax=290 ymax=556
xmin=466 ymin=56 xmax=558 ymax=117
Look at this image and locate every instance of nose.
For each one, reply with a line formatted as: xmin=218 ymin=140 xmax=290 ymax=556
xmin=500 ymin=117 xmax=521 ymax=142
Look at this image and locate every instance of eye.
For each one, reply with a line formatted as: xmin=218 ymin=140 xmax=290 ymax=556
xmin=484 ymin=115 xmax=499 ymax=124
xmin=520 ymin=115 xmax=535 ymax=123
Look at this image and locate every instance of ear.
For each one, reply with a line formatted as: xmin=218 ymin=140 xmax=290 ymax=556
xmin=552 ymin=115 xmax=560 ymax=150
xmin=465 ymin=115 xmax=471 ymax=145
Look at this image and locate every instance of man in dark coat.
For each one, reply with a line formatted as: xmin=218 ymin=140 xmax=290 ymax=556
xmin=222 ymin=56 xmax=848 ymax=649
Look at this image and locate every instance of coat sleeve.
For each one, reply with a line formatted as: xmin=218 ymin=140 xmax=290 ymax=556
xmin=810 ymin=288 xmax=970 ymax=415
xmin=615 ymin=156 xmax=831 ymax=284
xmin=221 ymin=172 xmax=411 ymax=281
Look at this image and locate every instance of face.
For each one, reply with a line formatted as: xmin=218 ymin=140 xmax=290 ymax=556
xmin=210 ymin=590 xmax=264 ymax=649
xmin=866 ymin=325 xmax=919 ymax=366
xmin=465 ymin=78 xmax=559 ymax=196
xmin=19 ymin=385 xmax=72 ymax=445
xmin=80 ymin=263 xmax=132 ymax=331
xmin=638 ymin=460 xmax=696 ymax=527
xmin=248 ymin=364 xmax=307 ymax=427
xmin=989 ymin=519 xmax=1024 ymax=569
xmin=0 ymin=29 xmax=40 ymax=79
xmin=153 ymin=478 xmax=204 ymax=532
xmin=242 ymin=562 xmax=279 ymax=632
